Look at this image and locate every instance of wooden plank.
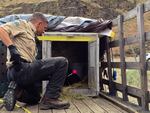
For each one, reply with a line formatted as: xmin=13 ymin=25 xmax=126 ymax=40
xmin=100 ymin=62 xmax=107 ymax=68
xmin=145 ymin=32 xmax=150 ymax=41
xmin=102 ymin=79 xmax=124 ymax=92
xmin=95 ymin=37 xmax=100 ymax=95
xmin=112 ymin=62 xmax=139 ymax=69
xmin=98 ymin=97 xmax=128 ymax=113
xmin=99 ymin=65 xmax=104 ymax=90
xmin=0 ymin=107 xmax=25 ymax=113
xmin=118 ymin=15 xmax=128 ymax=101
xmin=137 ymin=4 xmax=148 ymax=110
xmin=99 ymin=92 xmax=142 ymax=113
xmin=52 ymin=109 xmax=66 ymax=113
xmin=40 ymin=109 xmax=52 ymax=113
xmin=102 ymin=62 xmax=120 ymax=68
xmin=127 ymin=86 xmax=143 ymax=98
xmin=125 ymin=62 xmax=139 ymax=69
xmin=44 ymin=32 xmax=98 ymax=37
xmin=92 ymin=97 xmax=123 ymax=113
xmin=38 ymin=36 xmax=96 ymax=42
xmin=123 ymin=7 xmax=137 ymax=22
xmin=42 ymin=41 xmax=51 ymax=59
xmin=0 ymin=101 xmax=31 ymax=113
xmin=124 ymin=36 xmax=139 ymax=45
xmin=99 ymin=32 xmax=104 ymax=91
xmin=101 ymin=62 xmax=140 ymax=69
xmin=82 ymin=98 xmax=106 ymax=113
xmin=109 ymin=36 xmax=139 ymax=48
xmin=42 ymin=41 xmax=51 ymax=94
xmin=112 ymin=1 xmax=150 ymax=26
xmin=109 ymin=40 xmax=119 ymax=48
xmin=112 ymin=18 xmax=118 ymax=26
xmin=112 ymin=7 xmax=137 ymax=26
xmin=106 ymin=37 xmax=116 ymax=96
xmin=25 ymin=105 xmax=39 ymax=113
xmin=102 ymin=79 xmax=143 ymax=98
xmin=39 ymin=32 xmax=98 ymax=42
xmin=88 ymin=37 xmax=100 ymax=96
xmin=41 ymin=41 xmax=52 ymax=113
xmin=147 ymin=62 xmax=150 ymax=70
xmin=144 ymin=0 xmax=150 ymax=13
xmin=65 ymin=101 xmax=80 ymax=113
xmin=72 ymin=99 xmax=93 ymax=113
xmin=109 ymin=32 xmax=150 ymax=49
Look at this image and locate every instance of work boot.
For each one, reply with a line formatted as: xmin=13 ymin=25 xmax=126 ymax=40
xmin=3 ymin=81 xmax=17 ymax=111
xmin=39 ymin=97 xmax=70 ymax=110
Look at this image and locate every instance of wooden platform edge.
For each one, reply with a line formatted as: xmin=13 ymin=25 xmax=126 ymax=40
xmin=99 ymin=92 xmax=143 ymax=113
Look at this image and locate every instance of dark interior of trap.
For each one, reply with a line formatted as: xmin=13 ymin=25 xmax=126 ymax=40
xmin=51 ymin=36 xmax=107 ymax=86
xmin=51 ymin=41 xmax=88 ymax=86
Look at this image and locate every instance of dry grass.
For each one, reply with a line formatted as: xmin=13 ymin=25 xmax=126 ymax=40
xmin=61 ymin=83 xmax=88 ymax=100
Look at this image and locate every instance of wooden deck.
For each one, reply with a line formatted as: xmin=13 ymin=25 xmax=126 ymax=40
xmin=0 ymin=97 xmax=129 ymax=113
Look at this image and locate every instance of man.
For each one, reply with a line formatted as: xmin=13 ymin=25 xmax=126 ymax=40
xmin=0 ymin=12 xmax=70 ymax=110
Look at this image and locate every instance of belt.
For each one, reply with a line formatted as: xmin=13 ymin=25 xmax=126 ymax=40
xmin=7 ymin=58 xmax=30 ymax=81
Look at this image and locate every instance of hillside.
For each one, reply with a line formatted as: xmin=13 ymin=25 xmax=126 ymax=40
xmin=0 ymin=0 xmax=149 ymax=55
xmin=0 ymin=0 xmax=147 ymax=19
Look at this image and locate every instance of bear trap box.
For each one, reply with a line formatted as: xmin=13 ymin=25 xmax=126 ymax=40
xmin=39 ymin=32 xmax=100 ymax=96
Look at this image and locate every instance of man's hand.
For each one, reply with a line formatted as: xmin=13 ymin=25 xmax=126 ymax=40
xmin=8 ymin=45 xmax=22 ymax=71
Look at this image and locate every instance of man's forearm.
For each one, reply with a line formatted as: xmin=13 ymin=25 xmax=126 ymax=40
xmin=0 ymin=27 xmax=13 ymax=47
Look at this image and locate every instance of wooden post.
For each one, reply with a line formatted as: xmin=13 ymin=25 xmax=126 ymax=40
xmin=42 ymin=41 xmax=51 ymax=95
xmin=99 ymin=36 xmax=105 ymax=91
xmin=42 ymin=41 xmax=51 ymax=59
xmin=99 ymin=65 xmax=104 ymax=91
xmin=118 ymin=15 xmax=128 ymax=101
xmin=106 ymin=37 xmax=116 ymax=96
xmin=137 ymin=4 xmax=148 ymax=110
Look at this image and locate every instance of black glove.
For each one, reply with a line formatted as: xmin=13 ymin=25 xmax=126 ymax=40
xmin=8 ymin=45 xmax=22 ymax=71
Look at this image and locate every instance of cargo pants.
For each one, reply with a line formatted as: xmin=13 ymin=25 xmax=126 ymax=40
xmin=7 ymin=57 xmax=68 ymax=104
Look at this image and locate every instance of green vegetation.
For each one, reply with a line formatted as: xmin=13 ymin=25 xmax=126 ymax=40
xmin=115 ymin=69 xmax=150 ymax=89
xmin=126 ymin=69 xmax=141 ymax=88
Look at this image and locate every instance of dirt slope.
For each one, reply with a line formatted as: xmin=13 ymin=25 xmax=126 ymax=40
xmin=0 ymin=0 xmax=142 ymax=19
